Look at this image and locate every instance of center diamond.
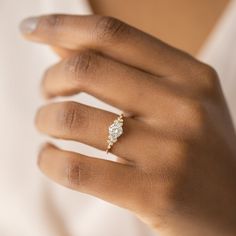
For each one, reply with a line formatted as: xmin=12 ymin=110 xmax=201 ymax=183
xmin=108 ymin=121 xmax=123 ymax=142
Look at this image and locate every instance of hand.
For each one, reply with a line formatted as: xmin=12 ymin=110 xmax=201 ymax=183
xmin=20 ymin=15 xmax=236 ymax=236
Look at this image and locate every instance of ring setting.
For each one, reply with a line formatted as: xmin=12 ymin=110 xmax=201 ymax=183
xmin=106 ymin=114 xmax=124 ymax=153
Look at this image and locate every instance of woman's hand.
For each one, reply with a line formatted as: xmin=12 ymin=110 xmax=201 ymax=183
xmin=20 ymin=15 xmax=236 ymax=236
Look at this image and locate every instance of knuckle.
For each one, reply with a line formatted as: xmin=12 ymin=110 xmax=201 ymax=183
xmin=94 ymin=16 xmax=130 ymax=42
xmin=65 ymin=51 xmax=97 ymax=85
xmin=177 ymin=99 xmax=207 ymax=131
xmin=66 ymin=159 xmax=80 ymax=186
xmin=39 ymin=15 xmax=65 ymax=32
xmin=197 ymin=63 xmax=220 ymax=93
xmin=57 ymin=102 xmax=89 ymax=135
xmin=66 ymin=158 xmax=91 ymax=189
xmin=201 ymin=64 xmax=218 ymax=79
xmin=58 ymin=102 xmax=79 ymax=133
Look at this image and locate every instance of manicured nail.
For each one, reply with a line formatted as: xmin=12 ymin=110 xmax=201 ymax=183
xmin=20 ymin=17 xmax=39 ymax=34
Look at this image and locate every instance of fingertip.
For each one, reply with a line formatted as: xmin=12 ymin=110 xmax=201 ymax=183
xmin=37 ymin=142 xmax=58 ymax=167
xmin=34 ymin=104 xmax=52 ymax=132
xmin=34 ymin=106 xmax=43 ymax=130
xmin=40 ymin=84 xmax=54 ymax=100
xmin=19 ymin=16 xmax=40 ymax=35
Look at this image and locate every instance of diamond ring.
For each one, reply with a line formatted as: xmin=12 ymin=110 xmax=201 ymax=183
xmin=106 ymin=113 xmax=124 ymax=154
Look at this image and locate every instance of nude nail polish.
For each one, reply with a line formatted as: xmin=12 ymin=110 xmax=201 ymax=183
xmin=19 ymin=17 xmax=39 ymax=34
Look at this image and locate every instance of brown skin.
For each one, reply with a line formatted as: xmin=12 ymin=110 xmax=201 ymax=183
xmin=20 ymin=12 xmax=236 ymax=236
xmin=89 ymin=0 xmax=230 ymax=55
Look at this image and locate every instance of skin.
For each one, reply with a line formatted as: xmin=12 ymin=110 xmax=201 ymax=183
xmin=19 ymin=12 xmax=236 ymax=236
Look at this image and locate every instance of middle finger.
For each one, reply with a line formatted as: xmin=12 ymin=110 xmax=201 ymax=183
xmin=41 ymin=50 xmax=162 ymax=117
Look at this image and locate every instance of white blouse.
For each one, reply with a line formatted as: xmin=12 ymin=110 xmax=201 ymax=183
xmin=0 ymin=1 xmax=235 ymax=235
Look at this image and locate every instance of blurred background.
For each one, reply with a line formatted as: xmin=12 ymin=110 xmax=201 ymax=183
xmin=0 ymin=1 xmax=156 ymax=236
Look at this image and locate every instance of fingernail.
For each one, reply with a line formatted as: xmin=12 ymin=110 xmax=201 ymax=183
xmin=20 ymin=17 xmax=40 ymax=34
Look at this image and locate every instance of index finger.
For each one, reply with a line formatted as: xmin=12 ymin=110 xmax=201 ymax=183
xmin=20 ymin=14 xmax=197 ymax=77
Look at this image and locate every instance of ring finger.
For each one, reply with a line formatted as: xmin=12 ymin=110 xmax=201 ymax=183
xmin=35 ymin=101 xmax=153 ymax=161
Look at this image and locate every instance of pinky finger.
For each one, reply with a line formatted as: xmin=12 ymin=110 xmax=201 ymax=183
xmin=38 ymin=143 xmax=139 ymax=209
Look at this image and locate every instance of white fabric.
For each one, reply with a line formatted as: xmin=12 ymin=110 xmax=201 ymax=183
xmin=198 ymin=0 xmax=236 ymax=126
xmin=0 ymin=0 xmax=235 ymax=235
